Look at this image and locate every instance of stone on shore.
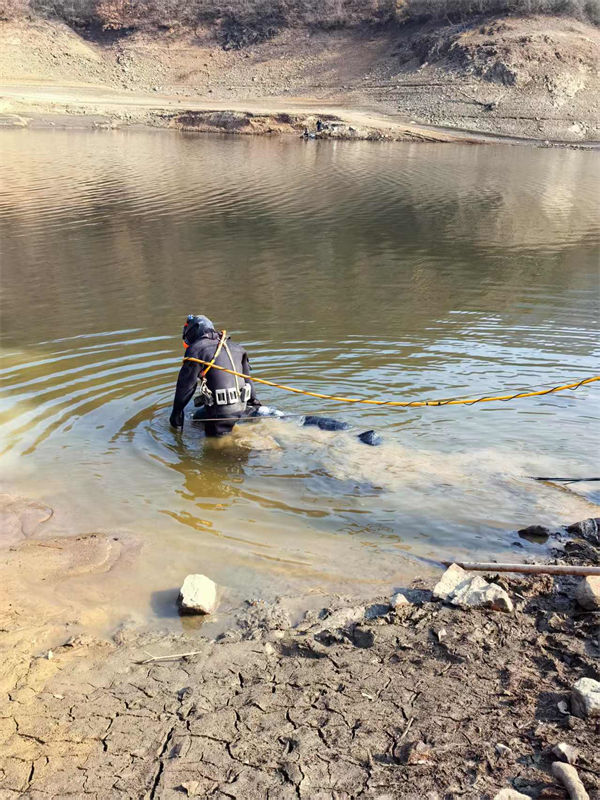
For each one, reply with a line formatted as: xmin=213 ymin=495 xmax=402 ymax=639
xmin=575 ymin=576 xmax=600 ymax=610
xmin=571 ymin=677 xmax=600 ymax=718
xmin=551 ymin=761 xmax=590 ymax=800
xmin=433 ymin=564 xmax=471 ymax=600
xmin=518 ymin=524 xmax=552 ymax=541
xmin=390 ymin=591 xmax=410 ymax=610
xmin=566 ymin=517 xmax=600 ymax=546
xmin=177 ymin=574 xmax=218 ymax=615
xmin=493 ymin=788 xmax=532 ymax=800
xmin=433 ymin=565 xmax=513 ymax=612
xmin=552 ymin=742 xmax=579 ymax=764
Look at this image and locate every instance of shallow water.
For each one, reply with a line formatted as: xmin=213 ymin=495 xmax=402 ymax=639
xmin=1 ymin=129 xmax=599 ymax=624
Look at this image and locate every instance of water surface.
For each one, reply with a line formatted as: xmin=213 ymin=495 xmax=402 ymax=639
xmin=1 ymin=129 xmax=599 ymax=623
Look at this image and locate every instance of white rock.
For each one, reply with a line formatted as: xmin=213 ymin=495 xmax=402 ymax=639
xmin=478 ymin=583 xmax=514 ymax=613
xmin=177 ymin=574 xmax=218 ymax=615
xmin=453 ymin=577 xmax=513 ymax=613
xmin=433 ymin=564 xmax=471 ymax=601
xmin=575 ymin=576 xmax=600 ymax=611
xmin=493 ymin=788 xmax=531 ymax=800
xmin=552 ymin=742 xmax=579 ymax=764
xmin=390 ymin=591 xmax=410 ymax=610
xmin=451 ymin=575 xmax=490 ymax=606
xmin=571 ymin=677 xmax=600 ymax=718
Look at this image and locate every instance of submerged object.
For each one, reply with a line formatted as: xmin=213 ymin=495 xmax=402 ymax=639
xmin=357 ymin=429 xmax=382 ymax=447
xmin=303 ymin=415 xmax=350 ymax=431
xmin=303 ymin=415 xmax=382 ymax=446
xmin=192 ymin=408 xmax=382 ymax=445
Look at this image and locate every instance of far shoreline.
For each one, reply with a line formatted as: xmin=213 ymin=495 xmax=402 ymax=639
xmin=1 ymin=99 xmax=600 ymax=150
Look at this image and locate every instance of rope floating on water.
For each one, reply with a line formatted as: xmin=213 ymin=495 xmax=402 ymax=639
xmin=181 ymin=359 xmax=600 ymax=408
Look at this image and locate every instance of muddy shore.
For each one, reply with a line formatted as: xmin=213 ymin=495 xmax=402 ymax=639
xmin=1 ymin=494 xmax=599 ymax=799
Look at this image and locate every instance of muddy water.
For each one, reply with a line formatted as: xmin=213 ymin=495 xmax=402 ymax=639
xmin=1 ymin=129 xmax=599 ymax=626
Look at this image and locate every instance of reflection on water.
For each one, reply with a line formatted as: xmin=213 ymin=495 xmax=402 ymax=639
xmin=0 ymin=129 xmax=599 ymax=622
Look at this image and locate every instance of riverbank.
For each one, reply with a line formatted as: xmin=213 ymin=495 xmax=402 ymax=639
xmin=1 ymin=493 xmax=599 ymax=798
xmin=1 ymin=15 xmax=599 ymax=143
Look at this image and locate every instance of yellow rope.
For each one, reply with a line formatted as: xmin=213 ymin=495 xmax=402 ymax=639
xmin=181 ymin=358 xmax=600 ymax=408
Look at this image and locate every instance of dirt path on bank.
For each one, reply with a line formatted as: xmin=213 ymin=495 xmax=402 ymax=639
xmin=0 ymin=81 xmax=463 ymax=142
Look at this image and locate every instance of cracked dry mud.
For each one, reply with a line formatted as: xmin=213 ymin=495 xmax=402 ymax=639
xmin=1 ymin=571 xmax=599 ymax=800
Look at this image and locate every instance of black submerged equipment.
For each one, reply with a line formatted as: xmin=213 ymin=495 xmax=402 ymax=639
xmin=358 ymin=430 xmax=382 ymax=447
xmin=303 ymin=416 xmax=350 ymax=431
xmin=302 ymin=415 xmax=382 ymax=446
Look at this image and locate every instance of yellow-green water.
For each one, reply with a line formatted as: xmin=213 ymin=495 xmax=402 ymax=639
xmin=1 ymin=129 xmax=599 ymax=623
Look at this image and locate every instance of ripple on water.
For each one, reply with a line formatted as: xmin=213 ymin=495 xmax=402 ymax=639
xmin=0 ymin=130 xmax=599 ymax=611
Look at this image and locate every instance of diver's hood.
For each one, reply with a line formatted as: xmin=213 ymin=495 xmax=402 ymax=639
xmin=182 ymin=314 xmax=215 ymax=345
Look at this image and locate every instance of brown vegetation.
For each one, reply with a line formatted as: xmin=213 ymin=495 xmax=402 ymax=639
xmin=2 ymin=0 xmax=597 ymax=46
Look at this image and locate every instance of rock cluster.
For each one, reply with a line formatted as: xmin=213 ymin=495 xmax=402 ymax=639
xmin=433 ymin=564 xmax=513 ymax=612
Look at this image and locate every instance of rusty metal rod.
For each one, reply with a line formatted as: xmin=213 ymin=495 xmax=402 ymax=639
xmin=442 ymin=561 xmax=600 ymax=577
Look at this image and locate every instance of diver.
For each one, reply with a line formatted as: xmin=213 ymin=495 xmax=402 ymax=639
xmin=170 ymin=315 xmax=260 ymax=437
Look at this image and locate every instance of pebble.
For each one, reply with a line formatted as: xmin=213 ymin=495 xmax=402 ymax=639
xmin=264 ymin=642 xmax=276 ymax=656
xmin=177 ymin=574 xmax=218 ymax=615
xmin=571 ymin=677 xmax=600 ymax=718
xmin=575 ymin=576 xmax=600 ymax=610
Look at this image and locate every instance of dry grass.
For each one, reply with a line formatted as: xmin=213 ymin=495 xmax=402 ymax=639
xmin=10 ymin=0 xmax=600 ymax=42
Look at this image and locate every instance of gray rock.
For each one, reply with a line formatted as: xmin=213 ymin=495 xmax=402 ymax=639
xmin=571 ymin=677 xmax=600 ymax=718
xmin=551 ymin=762 xmax=590 ymax=800
xmin=177 ymin=574 xmax=218 ymax=615
xmin=575 ymin=576 xmax=600 ymax=611
xmin=518 ymin=524 xmax=552 ymax=541
xmin=451 ymin=574 xmax=492 ymax=605
xmin=319 ymin=605 xmax=365 ymax=630
xmin=552 ymin=742 xmax=579 ymax=764
xmin=477 ymin=583 xmax=514 ymax=613
xmin=567 ymin=517 xmax=600 ymax=546
xmin=433 ymin=565 xmax=513 ymax=612
xmin=493 ymin=788 xmax=531 ymax=799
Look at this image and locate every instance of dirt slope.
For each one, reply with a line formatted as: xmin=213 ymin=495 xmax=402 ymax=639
xmin=0 ymin=15 xmax=599 ymax=141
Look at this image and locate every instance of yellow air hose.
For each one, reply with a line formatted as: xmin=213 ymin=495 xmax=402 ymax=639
xmin=181 ymin=359 xmax=600 ymax=408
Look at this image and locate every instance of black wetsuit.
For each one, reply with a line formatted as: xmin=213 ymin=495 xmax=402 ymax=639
xmin=170 ymin=331 xmax=259 ymax=436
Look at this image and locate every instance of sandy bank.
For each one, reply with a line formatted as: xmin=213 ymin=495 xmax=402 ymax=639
xmin=1 ymin=16 xmax=599 ymax=143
